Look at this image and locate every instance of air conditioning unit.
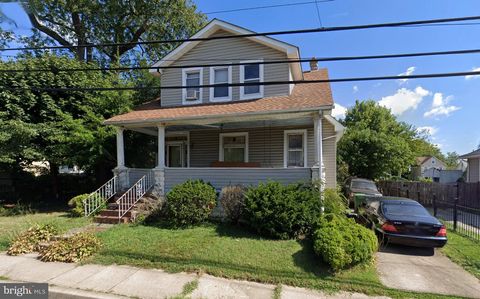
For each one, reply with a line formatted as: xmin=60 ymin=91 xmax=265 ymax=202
xmin=186 ymin=89 xmax=200 ymax=100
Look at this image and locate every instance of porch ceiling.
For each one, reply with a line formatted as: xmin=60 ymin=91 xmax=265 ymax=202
xmin=129 ymin=116 xmax=314 ymax=136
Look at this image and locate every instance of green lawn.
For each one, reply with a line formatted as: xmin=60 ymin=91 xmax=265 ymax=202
xmin=90 ymin=223 xmax=457 ymax=298
xmin=0 ymin=212 xmax=90 ymax=251
xmin=442 ymin=231 xmax=480 ymax=279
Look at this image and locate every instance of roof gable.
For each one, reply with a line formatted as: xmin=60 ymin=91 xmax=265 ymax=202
xmin=150 ymin=19 xmax=302 ymax=80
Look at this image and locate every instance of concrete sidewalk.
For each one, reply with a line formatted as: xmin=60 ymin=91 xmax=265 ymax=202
xmin=0 ymin=253 xmax=388 ymax=299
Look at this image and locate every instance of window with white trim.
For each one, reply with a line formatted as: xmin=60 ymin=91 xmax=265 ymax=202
xmin=240 ymin=60 xmax=264 ymax=100
xmin=284 ymin=130 xmax=307 ymax=168
xmin=219 ymin=133 xmax=248 ymax=163
xmin=210 ymin=66 xmax=231 ymax=102
xmin=182 ymin=67 xmax=203 ymax=104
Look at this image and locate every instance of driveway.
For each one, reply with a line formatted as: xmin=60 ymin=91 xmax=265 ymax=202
xmin=376 ymin=244 xmax=480 ymax=298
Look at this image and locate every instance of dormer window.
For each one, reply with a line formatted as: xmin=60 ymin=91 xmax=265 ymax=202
xmin=240 ymin=60 xmax=264 ymax=100
xmin=210 ymin=66 xmax=232 ymax=102
xmin=182 ymin=67 xmax=203 ymax=105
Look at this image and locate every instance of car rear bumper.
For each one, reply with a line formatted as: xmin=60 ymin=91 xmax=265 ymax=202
xmin=383 ymin=232 xmax=447 ymax=248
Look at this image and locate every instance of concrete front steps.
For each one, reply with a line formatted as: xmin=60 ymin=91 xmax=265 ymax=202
xmin=94 ymin=194 xmax=161 ymax=224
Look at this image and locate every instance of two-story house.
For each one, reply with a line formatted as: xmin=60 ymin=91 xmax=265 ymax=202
xmin=90 ymin=19 xmax=345 ymax=220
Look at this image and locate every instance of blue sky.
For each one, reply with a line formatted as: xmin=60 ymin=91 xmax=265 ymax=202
xmin=1 ymin=0 xmax=480 ymax=155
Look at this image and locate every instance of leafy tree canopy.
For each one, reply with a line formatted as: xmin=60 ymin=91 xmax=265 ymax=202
xmin=338 ymin=100 xmax=444 ymax=180
xmin=19 ymin=0 xmax=206 ymax=64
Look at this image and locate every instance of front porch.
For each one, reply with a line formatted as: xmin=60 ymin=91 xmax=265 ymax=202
xmin=111 ymin=110 xmax=343 ymax=196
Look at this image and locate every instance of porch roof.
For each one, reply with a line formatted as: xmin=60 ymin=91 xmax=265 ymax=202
xmin=104 ymin=69 xmax=334 ymax=126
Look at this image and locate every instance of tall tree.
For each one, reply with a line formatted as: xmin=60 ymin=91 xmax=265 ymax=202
xmin=338 ymin=100 xmax=438 ymax=180
xmin=0 ymin=54 xmax=133 ymax=198
xmin=20 ymin=0 xmax=206 ymax=63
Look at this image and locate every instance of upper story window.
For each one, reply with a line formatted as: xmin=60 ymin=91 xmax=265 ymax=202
xmin=182 ymin=67 xmax=203 ymax=105
xmin=240 ymin=60 xmax=264 ymax=100
xmin=210 ymin=66 xmax=232 ymax=102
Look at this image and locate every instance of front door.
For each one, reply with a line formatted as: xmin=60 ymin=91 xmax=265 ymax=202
xmin=167 ymin=142 xmax=186 ymax=167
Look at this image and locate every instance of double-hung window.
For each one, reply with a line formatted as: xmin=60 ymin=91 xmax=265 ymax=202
xmin=210 ymin=66 xmax=232 ymax=102
xmin=240 ymin=60 xmax=264 ymax=100
xmin=182 ymin=67 xmax=203 ymax=105
xmin=284 ymin=130 xmax=307 ymax=168
xmin=219 ymin=133 xmax=248 ymax=163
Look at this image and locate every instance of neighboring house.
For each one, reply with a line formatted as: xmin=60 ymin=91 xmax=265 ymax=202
xmin=58 ymin=165 xmax=84 ymax=174
xmin=461 ymin=149 xmax=480 ymax=182
xmin=103 ymin=19 xmax=345 ymax=199
xmin=412 ymin=156 xmax=461 ymax=183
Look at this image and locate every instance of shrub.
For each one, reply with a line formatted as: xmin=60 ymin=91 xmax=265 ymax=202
xmin=68 ymin=193 xmax=106 ymax=217
xmin=165 ymin=179 xmax=217 ymax=227
xmin=313 ymin=214 xmax=378 ymax=271
xmin=39 ymin=232 xmax=101 ymax=263
xmin=219 ymin=185 xmax=246 ymax=223
xmin=243 ymin=181 xmax=322 ymax=239
xmin=7 ymin=224 xmax=58 ymax=255
xmin=323 ymin=189 xmax=348 ymax=215
xmin=0 ymin=202 xmax=34 ymax=216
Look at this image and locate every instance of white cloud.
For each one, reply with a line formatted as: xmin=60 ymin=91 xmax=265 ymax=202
xmin=332 ymin=103 xmax=347 ymax=119
xmin=353 ymin=85 xmax=359 ymax=93
xmin=424 ymin=93 xmax=460 ymax=118
xmin=378 ymin=86 xmax=430 ymax=115
xmin=465 ymin=67 xmax=480 ymax=80
xmin=416 ymin=126 xmax=438 ymax=136
xmin=398 ymin=66 xmax=416 ymax=84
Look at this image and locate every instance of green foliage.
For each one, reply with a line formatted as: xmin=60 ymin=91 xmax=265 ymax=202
xmin=219 ymin=185 xmax=246 ymax=224
xmin=323 ymin=189 xmax=347 ymax=215
xmin=0 ymin=54 xmax=133 ymax=172
xmin=39 ymin=232 xmax=101 ymax=263
xmin=313 ymin=214 xmax=378 ymax=271
xmin=68 ymin=194 xmax=89 ymax=217
xmin=445 ymin=152 xmax=460 ymax=169
xmin=7 ymin=224 xmax=57 ymax=255
xmin=0 ymin=202 xmax=34 ymax=216
xmin=339 ymin=100 xmax=443 ymax=180
xmin=165 ymin=180 xmax=217 ymax=227
xmin=243 ymin=181 xmax=322 ymax=239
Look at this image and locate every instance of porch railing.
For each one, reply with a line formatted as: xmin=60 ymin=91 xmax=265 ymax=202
xmin=83 ymin=176 xmax=118 ymax=216
xmin=116 ymin=171 xmax=154 ymax=221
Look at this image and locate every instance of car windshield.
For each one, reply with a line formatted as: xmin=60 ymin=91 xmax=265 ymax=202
xmin=351 ymin=180 xmax=377 ymax=190
xmin=382 ymin=203 xmax=431 ymax=217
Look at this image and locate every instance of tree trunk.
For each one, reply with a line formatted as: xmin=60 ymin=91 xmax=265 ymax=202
xmin=49 ymin=162 xmax=60 ymax=201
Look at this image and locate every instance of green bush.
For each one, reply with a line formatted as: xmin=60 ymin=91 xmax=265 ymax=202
xmin=165 ymin=179 xmax=217 ymax=227
xmin=313 ymin=214 xmax=378 ymax=271
xmin=219 ymin=185 xmax=246 ymax=223
xmin=39 ymin=232 xmax=101 ymax=263
xmin=68 ymin=193 xmax=106 ymax=217
xmin=7 ymin=224 xmax=58 ymax=255
xmin=243 ymin=181 xmax=322 ymax=239
xmin=323 ymin=189 xmax=348 ymax=215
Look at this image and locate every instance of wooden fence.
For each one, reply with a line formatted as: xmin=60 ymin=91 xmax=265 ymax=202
xmin=377 ymin=181 xmax=480 ymax=208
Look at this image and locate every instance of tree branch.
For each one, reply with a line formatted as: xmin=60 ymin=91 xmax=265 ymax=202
xmin=26 ymin=12 xmax=75 ymax=52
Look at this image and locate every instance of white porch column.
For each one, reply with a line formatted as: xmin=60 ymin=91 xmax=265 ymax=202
xmin=157 ymin=125 xmax=166 ymax=168
xmin=116 ymin=127 xmax=125 ymax=167
xmin=153 ymin=124 xmax=166 ymax=197
xmin=313 ymin=113 xmax=325 ymax=210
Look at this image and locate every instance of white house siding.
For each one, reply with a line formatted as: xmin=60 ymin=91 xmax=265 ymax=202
xmin=468 ymin=158 xmax=480 ymax=182
xmin=187 ymin=119 xmax=337 ymax=188
xmin=160 ymin=30 xmax=290 ymax=106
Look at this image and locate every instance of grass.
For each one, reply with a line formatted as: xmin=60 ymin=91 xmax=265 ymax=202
xmin=442 ymin=231 xmax=480 ymax=279
xmin=0 ymin=212 xmax=90 ymax=251
xmin=89 ymin=223 xmax=459 ymax=299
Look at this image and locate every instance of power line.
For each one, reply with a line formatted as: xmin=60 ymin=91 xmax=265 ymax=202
xmin=1 ymin=48 xmax=479 ymax=73
xmin=1 ymin=15 xmax=480 ymax=52
xmin=203 ymin=1 xmax=334 ymax=15
xmin=3 ymin=70 xmax=480 ymax=92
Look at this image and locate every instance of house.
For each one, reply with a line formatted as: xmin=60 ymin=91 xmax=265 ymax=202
xmin=413 ymin=156 xmax=447 ymax=182
xmin=460 ymin=149 xmax=480 ymax=182
xmin=88 ymin=19 xmax=345 ymax=219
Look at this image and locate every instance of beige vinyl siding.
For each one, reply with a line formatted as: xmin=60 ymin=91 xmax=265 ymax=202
xmin=468 ymin=158 xmax=480 ymax=182
xmin=188 ymin=120 xmax=337 ymax=188
xmin=161 ymin=30 xmax=290 ymax=107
